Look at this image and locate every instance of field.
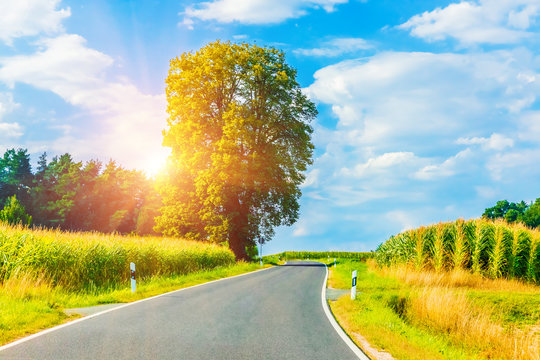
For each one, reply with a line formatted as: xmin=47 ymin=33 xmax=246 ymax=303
xmin=263 ymin=251 xmax=373 ymax=264
xmin=0 ymin=224 xmax=263 ymax=345
xmin=376 ymin=219 xmax=540 ymax=283
xmin=328 ymin=259 xmax=539 ymax=360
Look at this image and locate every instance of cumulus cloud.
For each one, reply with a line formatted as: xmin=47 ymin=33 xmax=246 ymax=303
xmin=415 ymin=149 xmax=474 ymax=180
xmin=456 ymin=133 xmax=514 ymax=151
xmin=294 ymin=37 xmax=372 ymax=57
xmin=398 ymin=0 xmax=540 ymax=45
xmin=0 ymin=0 xmax=70 ymax=45
xmin=341 ymin=152 xmax=425 ymax=178
xmin=301 ymin=47 xmax=539 ymax=225
xmin=181 ymin=0 xmax=348 ymax=27
xmin=0 ymin=34 xmax=167 ymax=174
xmin=307 ymin=50 xmax=538 ymax=149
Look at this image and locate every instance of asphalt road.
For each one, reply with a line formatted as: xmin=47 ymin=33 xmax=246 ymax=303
xmin=0 ymin=261 xmax=362 ymax=360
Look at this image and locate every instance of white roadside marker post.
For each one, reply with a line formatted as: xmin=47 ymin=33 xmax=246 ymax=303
xmin=351 ymin=270 xmax=357 ymax=300
xmin=130 ymin=262 xmax=136 ymax=293
xmin=334 ymin=258 xmax=336 ymax=268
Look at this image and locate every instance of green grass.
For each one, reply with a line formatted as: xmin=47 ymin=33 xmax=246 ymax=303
xmin=328 ymin=260 xmax=476 ymax=360
xmin=467 ymin=291 xmax=540 ymax=327
xmin=0 ymin=261 xmax=267 ymax=345
xmin=326 ymin=259 xmax=539 ymax=360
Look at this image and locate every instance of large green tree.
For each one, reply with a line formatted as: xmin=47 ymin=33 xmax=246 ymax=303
xmin=156 ymin=41 xmax=316 ymax=259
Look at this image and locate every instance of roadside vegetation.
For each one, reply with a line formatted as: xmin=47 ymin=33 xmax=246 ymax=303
xmin=327 ymin=219 xmax=540 ymax=360
xmin=0 ymin=223 xmax=266 ymax=345
xmin=266 ymin=251 xmax=373 ymax=263
xmin=376 ymin=219 xmax=540 ymax=283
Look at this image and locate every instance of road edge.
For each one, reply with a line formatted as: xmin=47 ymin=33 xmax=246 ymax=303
xmin=321 ymin=264 xmax=371 ymax=360
xmin=0 ymin=265 xmax=274 ymax=353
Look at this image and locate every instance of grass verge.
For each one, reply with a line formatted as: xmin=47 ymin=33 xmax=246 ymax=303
xmin=327 ymin=259 xmax=539 ymax=360
xmin=0 ymin=262 xmax=268 ymax=346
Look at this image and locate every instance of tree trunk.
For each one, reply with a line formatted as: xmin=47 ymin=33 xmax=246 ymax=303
xmin=229 ymin=230 xmax=249 ymax=261
xmin=228 ymin=196 xmax=251 ymax=261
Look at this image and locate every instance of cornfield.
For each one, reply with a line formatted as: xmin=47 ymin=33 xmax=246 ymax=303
xmin=376 ymin=219 xmax=540 ymax=283
xmin=0 ymin=223 xmax=235 ymax=290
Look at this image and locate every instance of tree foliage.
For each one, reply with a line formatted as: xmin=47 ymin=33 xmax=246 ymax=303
xmin=483 ymin=198 xmax=540 ymax=229
xmin=156 ymin=41 xmax=316 ymax=259
xmin=0 ymin=148 xmax=32 ymax=210
xmin=0 ymin=148 xmax=160 ymax=235
xmin=0 ymin=195 xmax=32 ymax=226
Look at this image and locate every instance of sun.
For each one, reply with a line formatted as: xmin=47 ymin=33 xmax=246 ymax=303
xmin=141 ymin=149 xmax=170 ymax=178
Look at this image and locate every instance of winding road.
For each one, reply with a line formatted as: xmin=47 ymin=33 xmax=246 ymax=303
xmin=0 ymin=261 xmax=367 ymax=359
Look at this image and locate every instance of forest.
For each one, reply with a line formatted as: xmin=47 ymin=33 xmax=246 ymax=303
xmin=0 ymin=148 xmax=159 ymax=235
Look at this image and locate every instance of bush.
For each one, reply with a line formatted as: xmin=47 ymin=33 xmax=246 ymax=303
xmin=0 ymin=195 xmax=32 ymax=226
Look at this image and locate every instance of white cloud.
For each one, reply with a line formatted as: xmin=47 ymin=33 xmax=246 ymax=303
xmin=0 ymin=34 xmax=167 ymax=174
xmin=0 ymin=92 xmax=22 ymax=141
xmin=232 ymin=34 xmax=248 ymax=40
xmin=517 ymin=111 xmax=540 ymax=142
xmin=415 ymin=149 xmax=473 ymax=180
xmin=0 ymin=92 xmax=19 ymax=118
xmin=456 ymin=133 xmax=514 ymax=150
xmin=0 ymin=122 xmax=23 ymax=140
xmin=0 ymin=35 xmax=113 ymax=102
xmin=486 ymin=149 xmax=540 ymax=181
xmin=399 ymin=0 xmax=540 ymax=45
xmin=385 ymin=210 xmax=418 ymax=232
xmin=0 ymin=0 xmax=70 ymax=45
xmin=342 ymin=152 xmax=424 ymax=178
xmin=301 ymin=47 xmax=539 ymax=223
xmin=307 ymin=50 xmax=538 ymax=149
xmin=294 ymin=37 xmax=371 ymax=57
xmin=302 ymin=168 xmax=320 ymax=188
xmin=181 ymin=0 xmax=348 ymax=27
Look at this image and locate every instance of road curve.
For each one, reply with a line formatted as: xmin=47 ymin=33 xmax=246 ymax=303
xmin=0 ymin=261 xmax=362 ymax=360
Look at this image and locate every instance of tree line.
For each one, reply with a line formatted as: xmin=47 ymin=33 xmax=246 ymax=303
xmin=0 ymin=148 xmax=160 ymax=235
xmin=483 ymin=198 xmax=540 ymax=229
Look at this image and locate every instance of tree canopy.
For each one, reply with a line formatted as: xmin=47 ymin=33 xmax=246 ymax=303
xmin=483 ymin=198 xmax=540 ymax=228
xmin=155 ymin=41 xmax=316 ymax=259
xmin=0 ymin=148 xmax=160 ymax=235
xmin=0 ymin=195 xmax=32 ymax=226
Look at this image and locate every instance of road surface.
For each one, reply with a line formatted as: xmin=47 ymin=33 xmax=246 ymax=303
xmin=0 ymin=261 xmax=364 ymax=360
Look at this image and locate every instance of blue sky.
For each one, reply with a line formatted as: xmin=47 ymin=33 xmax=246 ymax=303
xmin=1 ymin=0 xmax=539 ymax=253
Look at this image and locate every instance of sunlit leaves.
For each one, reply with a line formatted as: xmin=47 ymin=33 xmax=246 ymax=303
xmin=156 ymin=41 xmax=316 ymax=259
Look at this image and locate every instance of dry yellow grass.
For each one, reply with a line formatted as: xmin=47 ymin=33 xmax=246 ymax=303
xmin=378 ymin=261 xmax=539 ymax=292
xmin=409 ymin=286 xmax=538 ymax=360
xmin=372 ymin=261 xmax=540 ymax=360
